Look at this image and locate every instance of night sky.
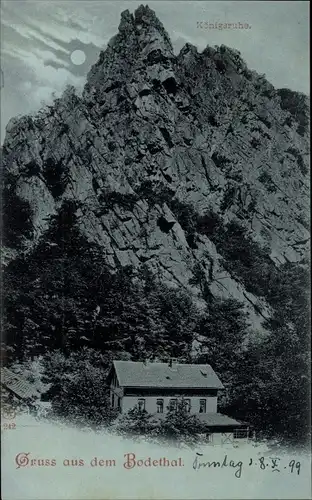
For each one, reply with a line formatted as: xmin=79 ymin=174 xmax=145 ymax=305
xmin=0 ymin=0 xmax=309 ymax=143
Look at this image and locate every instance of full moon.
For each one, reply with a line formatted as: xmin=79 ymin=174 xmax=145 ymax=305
xmin=70 ymin=50 xmax=86 ymax=65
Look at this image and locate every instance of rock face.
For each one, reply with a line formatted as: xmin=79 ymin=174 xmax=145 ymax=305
xmin=1 ymin=5 xmax=310 ymax=331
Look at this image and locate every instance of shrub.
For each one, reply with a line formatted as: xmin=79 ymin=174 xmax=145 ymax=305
xmin=113 ymin=406 xmax=158 ymax=439
xmin=114 ymin=400 xmax=206 ymax=447
xmin=158 ymin=399 xmax=205 ymax=446
xmin=277 ymin=88 xmax=309 ymax=137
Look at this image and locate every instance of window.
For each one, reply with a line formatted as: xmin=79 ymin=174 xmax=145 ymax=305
xmin=184 ymin=399 xmax=191 ymax=412
xmin=117 ymin=397 xmax=121 ymax=411
xmin=234 ymin=429 xmax=248 ymax=439
xmin=199 ymin=399 xmax=206 ymax=413
xmin=157 ymin=399 xmax=164 ymax=413
xmin=206 ymin=432 xmax=213 ymax=443
xmin=138 ymin=399 xmax=145 ymax=411
xmin=111 ymin=393 xmax=115 ymax=408
xmin=169 ymin=399 xmax=177 ymax=410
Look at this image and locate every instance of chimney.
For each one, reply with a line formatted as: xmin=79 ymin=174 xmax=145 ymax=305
xmin=168 ymin=358 xmax=178 ymax=370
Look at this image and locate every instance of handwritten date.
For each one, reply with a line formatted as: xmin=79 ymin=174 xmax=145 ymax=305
xmin=193 ymin=453 xmax=302 ymax=478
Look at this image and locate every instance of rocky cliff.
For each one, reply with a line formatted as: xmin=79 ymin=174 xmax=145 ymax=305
xmin=1 ymin=5 xmax=310 ymax=332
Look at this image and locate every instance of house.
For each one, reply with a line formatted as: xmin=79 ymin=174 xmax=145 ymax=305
xmin=107 ymin=359 xmax=251 ymax=443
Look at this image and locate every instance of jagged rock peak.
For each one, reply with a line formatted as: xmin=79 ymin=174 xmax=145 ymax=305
xmin=108 ymin=4 xmax=173 ymax=52
xmin=118 ymin=5 xmax=171 ymax=41
xmin=84 ymin=5 xmax=175 ymax=101
xmin=179 ymin=43 xmax=198 ymax=57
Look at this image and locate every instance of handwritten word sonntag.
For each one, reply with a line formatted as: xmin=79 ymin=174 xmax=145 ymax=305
xmin=193 ymin=453 xmax=302 ymax=478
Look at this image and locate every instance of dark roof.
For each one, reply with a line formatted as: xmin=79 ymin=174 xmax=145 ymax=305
xmin=112 ymin=360 xmax=224 ymax=389
xmin=197 ymin=413 xmax=246 ymax=427
xmin=154 ymin=412 xmax=245 ymax=427
xmin=1 ymin=367 xmax=40 ymax=400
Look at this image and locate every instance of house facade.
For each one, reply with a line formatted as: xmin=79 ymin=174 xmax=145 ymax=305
xmin=107 ymin=359 xmax=251 ymax=443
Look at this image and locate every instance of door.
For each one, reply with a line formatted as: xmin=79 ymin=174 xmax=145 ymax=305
xmin=221 ymin=432 xmax=234 ymax=445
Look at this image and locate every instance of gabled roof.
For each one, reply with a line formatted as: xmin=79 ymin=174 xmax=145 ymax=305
xmin=1 ymin=367 xmax=40 ymax=400
xmin=112 ymin=360 xmax=224 ymax=389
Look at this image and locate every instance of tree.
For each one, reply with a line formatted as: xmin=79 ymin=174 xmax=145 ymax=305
xmin=195 ymin=298 xmax=248 ymax=385
xmin=152 ymin=284 xmax=197 ymax=360
xmin=219 ymin=261 xmax=310 ymax=445
xmin=113 ymin=406 xmax=158 ymax=439
xmin=260 ymin=261 xmax=310 ymax=444
xmin=159 ymin=399 xmax=205 ymax=446
xmin=42 ymin=348 xmax=118 ymax=429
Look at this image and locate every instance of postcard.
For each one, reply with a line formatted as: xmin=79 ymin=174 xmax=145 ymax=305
xmin=1 ymin=1 xmax=310 ymax=499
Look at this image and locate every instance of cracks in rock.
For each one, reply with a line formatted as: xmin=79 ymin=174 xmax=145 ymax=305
xmin=157 ymin=261 xmax=190 ymax=292
xmin=253 ymin=212 xmax=294 ymax=248
xmin=242 ymin=291 xmax=269 ymax=320
xmin=159 ymin=127 xmax=174 ymax=148
xmin=157 ymin=215 xmax=176 ymax=233
xmin=200 ymin=155 xmax=219 ymax=192
xmin=292 ymin=237 xmax=310 ymax=247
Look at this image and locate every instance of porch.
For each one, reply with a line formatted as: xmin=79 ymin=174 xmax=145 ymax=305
xmin=198 ymin=413 xmax=254 ymax=444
